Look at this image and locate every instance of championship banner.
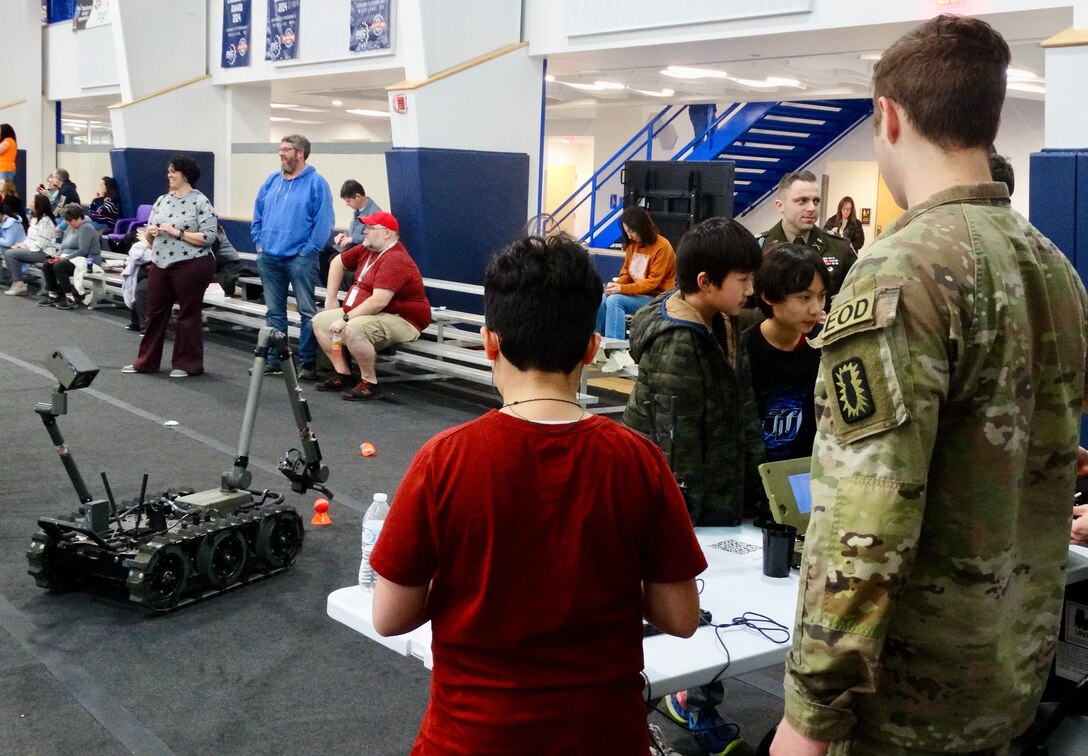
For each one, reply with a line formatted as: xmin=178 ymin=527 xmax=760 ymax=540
xmin=73 ymin=0 xmax=111 ymax=30
xmin=222 ymin=0 xmax=252 ymax=68
xmin=266 ymin=0 xmax=300 ymax=61
xmin=349 ymin=0 xmax=392 ymax=53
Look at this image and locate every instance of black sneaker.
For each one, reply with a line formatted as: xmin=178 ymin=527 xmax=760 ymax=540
xmin=341 ymin=380 xmax=379 ymax=401
xmin=39 ymin=296 xmax=61 ymax=307
xmin=54 ymin=298 xmax=78 ymax=310
xmin=249 ymin=363 xmax=283 ymax=376
xmin=297 ymin=365 xmax=318 ymax=381
xmin=315 ymin=373 xmax=352 ymax=392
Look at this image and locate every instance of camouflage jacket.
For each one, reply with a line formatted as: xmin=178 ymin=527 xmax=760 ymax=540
xmin=782 ymin=183 xmax=1088 ymax=750
xmin=623 ymin=290 xmax=765 ymax=525
xmin=758 ymin=221 xmax=857 ymax=298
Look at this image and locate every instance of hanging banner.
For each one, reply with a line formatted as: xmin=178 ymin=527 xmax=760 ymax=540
xmin=349 ymin=0 xmax=392 ymax=53
xmin=222 ymin=0 xmax=252 ymax=68
xmin=73 ymin=0 xmax=111 ymax=30
xmin=266 ymin=0 xmax=300 ymax=61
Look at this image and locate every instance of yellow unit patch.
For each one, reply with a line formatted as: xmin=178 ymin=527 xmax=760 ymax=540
xmin=832 ymin=358 xmax=875 ymax=423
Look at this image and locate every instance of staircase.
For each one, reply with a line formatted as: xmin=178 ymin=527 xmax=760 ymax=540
xmin=553 ymin=98 xmax=874 ymax=249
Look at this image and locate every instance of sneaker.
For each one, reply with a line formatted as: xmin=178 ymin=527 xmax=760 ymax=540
xmin=315 ymin=373 xmax=351 ymax=392
xmin=297 ymin=365 xmax=318 ymax=381
xmin=249 ymin=363 xmax=283 ymax=376
xmin=4 ymin=282 xmax=28 ymax=296
xmin=590 ymin=344 xmax=609 ymax=366
xmin=663 ymin=694 xmax=689 ymax=726
xmin=341 ymin=380 xmax=378 ymax=401
xmin=169 ymin=369 xmax=192 ymax=378
xmin=39 ymin=295 xmax=61 ymax=307
xmin=121 ymin=365 xmax=141 ymax=374
xmin=688 ymin=710 xmax=742 ymax=756
xmin=602 ymin=349 xmax=635 ymax=374
xmin=54 ymin=297 xmax=78 ymax=310
xmin=664 ymin=695 xmax=742 ymax=756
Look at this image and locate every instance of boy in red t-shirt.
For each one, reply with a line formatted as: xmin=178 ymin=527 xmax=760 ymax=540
xmin=370 ymin=235 xmax=707 ymax=755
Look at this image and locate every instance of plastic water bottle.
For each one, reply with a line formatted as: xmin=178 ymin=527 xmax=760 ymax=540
xmin=331 ymin=329 xmax=343 ymax=357
xmin=358 ymin=493 xmax=390 ymax=591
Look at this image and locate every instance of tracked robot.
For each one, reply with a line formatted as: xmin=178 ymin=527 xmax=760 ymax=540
xmin=26 ymin=328 xmax=331 ymax=612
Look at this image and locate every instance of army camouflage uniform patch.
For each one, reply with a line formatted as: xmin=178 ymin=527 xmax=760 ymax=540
xmin=831 ymin=358 xmax=874 ymax=423
xmin=810 ymin=280 xmax=908 ymax=443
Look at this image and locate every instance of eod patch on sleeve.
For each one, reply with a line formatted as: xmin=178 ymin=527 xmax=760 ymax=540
xmin=812 ymin=282 xmax=910 ymax=443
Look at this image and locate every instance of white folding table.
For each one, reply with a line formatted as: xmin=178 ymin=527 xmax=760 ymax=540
xmin=327 ymin=525 xmax=801 ymax=697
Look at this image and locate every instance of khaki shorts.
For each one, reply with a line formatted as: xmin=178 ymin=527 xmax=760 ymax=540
xmin=312 ymin=308 xmax=420 ymax=351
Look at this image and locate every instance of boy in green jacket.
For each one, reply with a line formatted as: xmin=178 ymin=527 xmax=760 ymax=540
xmin=623 ymin=217 xmax=766 ymax=756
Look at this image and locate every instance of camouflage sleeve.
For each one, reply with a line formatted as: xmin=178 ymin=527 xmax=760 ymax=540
xmin=782 ymin=274 xmax=948 ymax=741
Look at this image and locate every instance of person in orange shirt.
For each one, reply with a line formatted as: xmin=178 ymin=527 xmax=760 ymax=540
xmin=596 ymin=205 xmax=676 ymax=372
xmin=0 ymin=124 xmax=16 ymax=182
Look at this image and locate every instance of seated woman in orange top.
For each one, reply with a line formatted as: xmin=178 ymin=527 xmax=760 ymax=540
xmin=0 ymin=124 xmax=16 ymax=182
xmin=595 ymin=205 xmax=675 ymax=372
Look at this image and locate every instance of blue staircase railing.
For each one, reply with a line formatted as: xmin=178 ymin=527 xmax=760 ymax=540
xmin=556 ymin=99 xmax=873 ymax=249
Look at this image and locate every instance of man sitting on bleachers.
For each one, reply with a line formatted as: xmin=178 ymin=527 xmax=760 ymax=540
xmin=311 ymin=211 xmax=431 ymax=400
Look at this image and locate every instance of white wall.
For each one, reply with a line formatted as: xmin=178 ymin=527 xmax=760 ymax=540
xmin=44 ymin=23 xmax=121 ymax=101
xmin=208 ymin=0 xmax=406 ymax=85
xmin=227 ymin=148 xmax=391 ymax=226
xmin=55 ymin=147 xmax=114 ymax=204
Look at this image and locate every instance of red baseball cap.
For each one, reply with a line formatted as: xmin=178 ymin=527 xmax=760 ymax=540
xmin=359 ymin=211 xmax=399 ymax=233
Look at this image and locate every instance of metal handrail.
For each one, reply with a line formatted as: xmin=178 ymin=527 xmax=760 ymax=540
xmin=552 ymin=105 xmax=691 ymax=239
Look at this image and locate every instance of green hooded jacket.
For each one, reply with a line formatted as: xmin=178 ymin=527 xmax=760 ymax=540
xmin=623 ymin=290 xmax=765 ymax=525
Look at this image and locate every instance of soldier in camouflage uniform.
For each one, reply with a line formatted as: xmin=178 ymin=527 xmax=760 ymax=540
xmin=758 ymin=171 xmax=857 ymax=299
xmin=771 ymin=15 xmax=1088 ymax=756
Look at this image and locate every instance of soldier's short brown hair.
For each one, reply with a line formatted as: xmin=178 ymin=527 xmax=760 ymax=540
xmin=873 ymin=14 xmax=1009 ymax=151
xmin=775 ymin=170 xmax=818 ymax=196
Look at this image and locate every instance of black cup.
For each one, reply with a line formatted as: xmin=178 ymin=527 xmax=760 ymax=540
xmin=762 ymin=523 xmax=797 ymax=578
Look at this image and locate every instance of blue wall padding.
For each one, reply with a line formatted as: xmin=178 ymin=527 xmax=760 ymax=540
xmin=590 ymin=251 xmax=624 ymax=282
xmin=1029 ymin=149 xmax=1088 ymax=446
xmin=109 ymin=148 xmax=215 ymax=220
xmin=219 ymin=218 xmax=256 ymax=253
xmin=385 ymin=147 xmax=528 ymax=314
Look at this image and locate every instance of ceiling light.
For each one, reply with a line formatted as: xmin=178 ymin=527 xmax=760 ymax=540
xmin=552 ymin=79 xmax=626 ymax=91
xmin=346 ymin=108 xmax=392 ymax=118
xmin=545 ymin=74 xmax=555 ymax=82
xmin=661 ymin=65 xmax=729 ymax=80
xmin=732 ymin=77 xmax=802 ymax=88
xmin=331 ymin=99 xmax=343 ymax=106
xmin=633 ymin=88 xmax=675 ymax=97
xmin=859 ymin=52 xmax=883 ymax=61
xmin=270 ymin=116 xmax=293 ymax=121
xmin=1006 ymin=67 xmax=1038 ymax=81
xmin=270 ymin=103 xmax=297 ymax=109
xmin=1006 ymin=81 xmax=1046 ymax=94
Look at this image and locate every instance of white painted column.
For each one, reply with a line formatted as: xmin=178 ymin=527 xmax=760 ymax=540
xmin=387 ymin=0 xmax=544 ymax=213
xmin=1044 ymin=1 xmax=1088 ymax=149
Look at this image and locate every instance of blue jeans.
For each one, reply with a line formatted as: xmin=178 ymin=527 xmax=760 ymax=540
xmin=595 ymin=293 xmax=651 ymax=339
xmin=256 ymin=251 xmax=318 ymax=367
xmin=0 ymin=171 xmax=14 ymax=182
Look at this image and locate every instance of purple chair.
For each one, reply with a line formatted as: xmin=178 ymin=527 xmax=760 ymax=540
xmin=106 ymin=203 xmax=152 ymax=244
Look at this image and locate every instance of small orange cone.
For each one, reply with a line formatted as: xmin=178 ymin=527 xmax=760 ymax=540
xmin=311 ymin=498 xmax=332 ymax=526
xmin=359 ymin=442 xmax=377 ymax=457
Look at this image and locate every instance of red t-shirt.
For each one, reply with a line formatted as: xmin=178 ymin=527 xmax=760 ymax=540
xmin=340 ymin=241 xmax=432 ymax=332
xmin=370 ymin=411 xmax=707 ymax=755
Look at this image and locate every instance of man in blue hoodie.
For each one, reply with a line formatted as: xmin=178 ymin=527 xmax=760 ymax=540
xmin=251 ymin=134 xmax=335 ymax=377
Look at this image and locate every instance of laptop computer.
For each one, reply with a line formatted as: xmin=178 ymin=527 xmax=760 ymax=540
xmin=758 ymin=456 xmax=813 ymax=535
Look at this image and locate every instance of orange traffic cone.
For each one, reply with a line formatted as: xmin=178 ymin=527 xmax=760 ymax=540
xmin=311 ymin=498 xmax=332 ymax=526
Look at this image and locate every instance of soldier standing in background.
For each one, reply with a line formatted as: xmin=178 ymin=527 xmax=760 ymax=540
xmin=771 ymin=15 xmax=1088 ymax=756
xmin=757 ymin=171 xmax=856 ymax=300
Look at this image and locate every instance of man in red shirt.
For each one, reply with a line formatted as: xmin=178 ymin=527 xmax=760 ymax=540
xmin=369 ymin=234 xmax=708 ymax=755
xmin=311 ymin=211 xmax=431 ymax=399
